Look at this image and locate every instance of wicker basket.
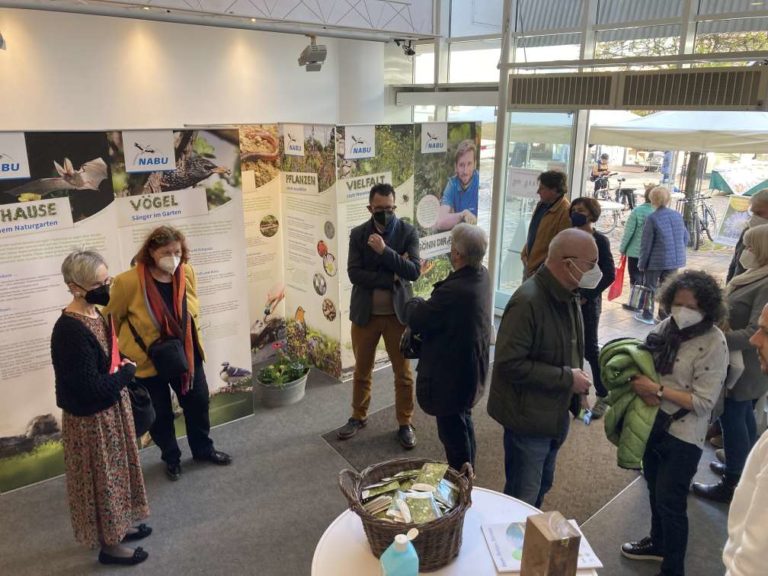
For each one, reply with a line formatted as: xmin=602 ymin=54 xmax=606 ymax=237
xmin=338 ymin=457 xmax=473 ymax=572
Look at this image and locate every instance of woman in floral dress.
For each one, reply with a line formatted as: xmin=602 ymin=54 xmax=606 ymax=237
xmin=51 ymin=250 xmax=151 ymax=566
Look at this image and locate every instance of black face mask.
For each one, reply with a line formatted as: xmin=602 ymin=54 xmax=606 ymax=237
xmin=81 ymin=284 xmax=111 ymax=306
xmin=570 ymin=212 xmax=589 ymax=227
xmin=373 ymin=211 xmax=394 ymax=228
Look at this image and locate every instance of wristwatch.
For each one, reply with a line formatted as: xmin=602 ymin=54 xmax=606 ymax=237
xmin=656 ymin=385 xmax=664 ymax=399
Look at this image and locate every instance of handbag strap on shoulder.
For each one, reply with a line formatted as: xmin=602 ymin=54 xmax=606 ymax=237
xmin=126 ymin=317 xmax=149 ymax=354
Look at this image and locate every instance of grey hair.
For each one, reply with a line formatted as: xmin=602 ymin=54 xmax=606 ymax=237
xmin=61 ymin=250 xmax=107 ymax=286
xmin=751 ymin=188 xmax=768 ymax=209
xmin=452 ymin=223 xmax=487 ymax=268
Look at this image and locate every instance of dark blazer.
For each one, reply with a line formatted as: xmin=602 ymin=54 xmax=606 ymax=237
xmin=406 ymin=266 xmax=492 ymax=416
xmin=348 ymin=217 xmax=420 ymax=327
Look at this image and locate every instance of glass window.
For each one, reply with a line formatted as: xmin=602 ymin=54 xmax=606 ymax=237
xmin=698 ymin=0 xmax=768 ymax=15
xmin=450 ymin=0 xmax=504 ymax=38
xmin=413 ymin=43 xmax=435 ymax=84
xmin=497 ymin=112 xmax=575 ymax=304
xmin=448 ymin=39 xmax=502 ymax=83
xmin=515 ymin=33 xmax=581 ymax=72
xmin=695 ymin=17 xmax=768 ymax=54
xmin=595 ymin=25 xmax=681 ymax=60
xmin=413 ymin=106 xmax=436 ymax=123
xmin=597 ymin=0 xmax=684 ymax=25
xmin=516 ymin=0 xmax=582 ymax=33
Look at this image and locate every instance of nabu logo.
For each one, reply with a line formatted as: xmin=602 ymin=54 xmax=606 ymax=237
xmin=0 ymin=153 xmax=20 ymax=172
xmin=426 ymin=132 xmax=444 ymax=150
xmin=133 ymin=142 xmax=170 ymax=167
xmin=287 ymin=132 xmax=302 ymax=152
xmin=351 ymin=135 xmax=371 ymax=154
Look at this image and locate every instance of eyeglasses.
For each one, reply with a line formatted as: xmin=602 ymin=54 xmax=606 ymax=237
xmin=371 ymin=206 xmax=396 ymax=213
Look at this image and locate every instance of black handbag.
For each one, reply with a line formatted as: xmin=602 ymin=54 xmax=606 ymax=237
xmin=128 ymin=381 xmax=155 ymax=437
xmin=127 ymin=317 xmax=189 ymax=380
xmin=399 ymin=326 xmax=422 ymax=359
xmin=648 ymin=407 xmax=690 ymax=445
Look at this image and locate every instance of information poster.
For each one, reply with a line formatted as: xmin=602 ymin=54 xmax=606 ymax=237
xmin=336 ymin=124 xmax=414 ymax=374
xmin=413 ymin=122 xmax=482 ymax=298
xmin=280 ymin=124 xmax=342 ymax=377
xmin=240 ymin=125 xmax=286 ymax=364
xmin=716 ymin=194 xmax=751 ymax=247
xmin=109 ymin=129 xmax=254 ymax=432
xmin=0 ymin=132 xmax=120 ymax=492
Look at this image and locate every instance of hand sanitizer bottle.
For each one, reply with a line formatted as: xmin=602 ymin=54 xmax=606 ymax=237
xmin=380 ymin=528 xmax=419 ymax=576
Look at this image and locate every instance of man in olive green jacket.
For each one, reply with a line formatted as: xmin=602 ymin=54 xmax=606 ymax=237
xmin=489 ymin=229 xmax=596 ymax=507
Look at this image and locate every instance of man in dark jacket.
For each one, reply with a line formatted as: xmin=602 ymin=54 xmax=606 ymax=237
xmin=336 ymin=183 xmax=421 ymax=449
xmin=405 ymin=224 xmax=491 ymax=470
xmin=489 ymin=228 xmax=596 ymax=507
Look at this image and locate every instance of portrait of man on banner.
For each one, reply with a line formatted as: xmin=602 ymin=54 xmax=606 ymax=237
xmin=436 ymin=138 xmax=480 ymax=231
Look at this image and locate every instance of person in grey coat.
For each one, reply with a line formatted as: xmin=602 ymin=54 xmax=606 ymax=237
xmin=405 ymin=224 xmax=491 ymax=471
xmin=693 ymin=223 xmax=768 ymax=503
xmin=638 ymin=186 xmax=689 ymax=322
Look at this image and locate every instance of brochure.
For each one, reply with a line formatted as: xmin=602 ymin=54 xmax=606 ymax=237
xmin=481 ymin=518 xmax=603 ymax=573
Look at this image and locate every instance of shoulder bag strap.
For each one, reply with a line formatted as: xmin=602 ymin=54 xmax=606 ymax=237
xmin=126 ymin=316 xmax=149 ymax=353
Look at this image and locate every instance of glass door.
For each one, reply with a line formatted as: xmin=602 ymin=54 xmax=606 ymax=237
xmin=495 ymin=111 xmax=576 ymax=309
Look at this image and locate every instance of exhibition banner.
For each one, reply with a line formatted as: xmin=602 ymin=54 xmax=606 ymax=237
xmin=0 ymin=132 xmax=31 ymax=180
xmin=413 ymin=122 xmax=482 ymax=298
xmin=0 ymin=131 xmax=120 ymax=492
xmin=716 ymin=194 xmax=751 ymax=247
xmin=109 ymin=128 xmax=253 ymax=431
xmin=336 ymin=124 xmax=414 ymax=374
xmin=280 ymin=124 xmax=342 ymax=378
xmin=240 ymin=124 xmax=286 ymax=365
xmin=121 ymin=130 xmax=177 ymax=173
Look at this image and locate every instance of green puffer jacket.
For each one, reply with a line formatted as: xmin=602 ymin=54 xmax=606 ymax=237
xmin=600 ymin=338 xmax=660 ymax=470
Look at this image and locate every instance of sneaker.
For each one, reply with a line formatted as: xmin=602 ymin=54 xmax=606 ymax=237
xmin=397 ymin=424 xmax=416 ymax=449
xmin=621 ymin=536 xmax=663 ymax=561
xmin=716 ymin=448 xmax=726 ymax=464
xmin=337 ymin=418 xmax=367 ymax=440
xmin=590 ymin=398 xmax=609 ymax=419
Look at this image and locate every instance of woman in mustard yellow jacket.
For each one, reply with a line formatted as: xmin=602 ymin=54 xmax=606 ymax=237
xmin=107 ymin=225 xmax=231 ymax=481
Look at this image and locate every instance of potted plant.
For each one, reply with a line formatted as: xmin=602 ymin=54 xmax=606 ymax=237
xmin=255 ymin=350 xmax=310 ymax=408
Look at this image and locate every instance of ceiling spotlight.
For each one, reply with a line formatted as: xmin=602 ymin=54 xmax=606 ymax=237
xmin=298 ymin=35 xmax=327 ymax=72
xmin=395 ymin=39 xmax=415 ymax=57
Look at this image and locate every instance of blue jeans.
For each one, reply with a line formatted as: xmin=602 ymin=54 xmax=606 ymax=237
xmin=435 ymin=410 xmax=476 ymax=472
xmin=644 ymin=430 xmax=702 ymax=576
xmin=582 ymin=297 xmax=606 ymax=397
xmin=503 ymin=421 xmax=569 ymax=508
xmin=720 ymin=397 xmax=758 ymax=481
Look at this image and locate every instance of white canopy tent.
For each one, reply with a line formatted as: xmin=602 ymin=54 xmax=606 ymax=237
xmin=589 ymin=111 xmax=768 ymax=153
xmin=508 ymin=110 xmax=638 ymax=144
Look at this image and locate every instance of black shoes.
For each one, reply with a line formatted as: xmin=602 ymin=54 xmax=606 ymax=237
xmin=122 ymin=524 xmax=152 ymax=543
xmin=98 ymin=547 xmax=149 ymax=566
xmin=194 ymin=450 xmax=232 ymax=466
xmin=398 ymin=424 xmax=417 ymax=450
xmin=621 ymin=536 xmax=664 ymax=561
xmin=709 ymin=460 xmax=726 ymax=476
xmin=691 ymin=479 xmax=736 ymax=503
xmin=337 ymin=418 xmax=367 ymax=440
xmin=165 ymin=462 xmax=181 ymax=481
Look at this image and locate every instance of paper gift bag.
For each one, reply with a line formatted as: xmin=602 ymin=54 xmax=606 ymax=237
xmin=520 ymin=511 xmax=580 ymax=576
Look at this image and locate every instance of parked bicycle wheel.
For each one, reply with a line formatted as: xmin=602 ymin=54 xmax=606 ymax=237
xmin=595 ymin=209 xmax=618 ymax=234
xmin=702 ymin=204 xmax=717 ymax=242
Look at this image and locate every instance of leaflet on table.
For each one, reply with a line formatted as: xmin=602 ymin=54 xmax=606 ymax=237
xmin=0 ymin=131 xmax=120 ymax=492
xmin=280 ymin=124 xmax=342 ymax=378
xmin=481 ymin=519 xmax=603 ymax=573
xmin=240 ymin=124 xmax=286 ymax=364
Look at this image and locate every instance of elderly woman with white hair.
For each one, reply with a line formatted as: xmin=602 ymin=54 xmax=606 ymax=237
xmin=405 ymin=224 xmax=492 ymax=470
xmin=637 ymin=186 xmax=689 ymax=323
xmin=693 ymin=223 xmax=768 ymax=503
xmin=51 ymin=250 xmax=150 ymax=566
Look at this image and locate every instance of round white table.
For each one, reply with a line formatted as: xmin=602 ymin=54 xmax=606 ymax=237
xmin=312 ymin=487 xmax=599 ymax=575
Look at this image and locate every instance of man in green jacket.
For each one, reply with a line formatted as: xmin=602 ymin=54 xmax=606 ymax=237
xmin=489 ymin=229 xmax=597 ymax=507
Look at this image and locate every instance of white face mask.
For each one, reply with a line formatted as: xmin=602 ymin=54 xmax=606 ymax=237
xmin=739 ymin=248 xmax=759 ymax=270
xmin=749 ymin=214 xmax=768 ymax=228
xmin=157 ymin=255 xmax=181 ymax=275
xmin=671 ymin=306 xmax=704 ymax=330
xmin=567 ymin=259 xmax=603 ymax=290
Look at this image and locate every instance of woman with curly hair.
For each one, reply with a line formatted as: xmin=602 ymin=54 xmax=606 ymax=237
xmin=621 ymin=270 xmax=728 ymax=576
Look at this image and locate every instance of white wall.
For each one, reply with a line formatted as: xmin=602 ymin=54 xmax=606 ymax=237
xmin=0 ymin=9 xmax=367 ymax=130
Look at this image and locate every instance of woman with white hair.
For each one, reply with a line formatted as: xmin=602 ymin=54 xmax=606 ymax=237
xmin=51 ymin=250 xmax=150 ymax=566
xmin=405 ymin=224 xmax=492 ymax=470
xmin=693 ymin=223 xmax=768 ymax=503
xmin=637 ymin=186 xmax=689 ymax=323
